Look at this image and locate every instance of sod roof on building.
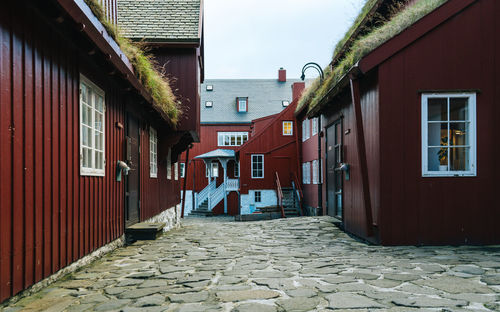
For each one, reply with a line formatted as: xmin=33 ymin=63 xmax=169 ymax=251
xmin=117 ymin=0 xmax=201 ymax=42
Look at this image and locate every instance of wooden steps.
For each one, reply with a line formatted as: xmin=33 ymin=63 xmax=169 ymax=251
xmin=125 ymin=222 xmax=165 ymax=243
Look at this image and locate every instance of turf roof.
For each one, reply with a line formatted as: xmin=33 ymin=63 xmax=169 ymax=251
xmin=297 ymin=0 xmax=448 ymax=115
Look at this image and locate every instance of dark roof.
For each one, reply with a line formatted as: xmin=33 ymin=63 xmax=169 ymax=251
xmin=117 ymin=0 xmax=201 ymax=42
xmin=201 ymin=79 xmax=300 ymax=124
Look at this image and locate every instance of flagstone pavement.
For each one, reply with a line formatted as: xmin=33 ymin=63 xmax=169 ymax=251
xmin=2 ymin=216 xmax=500 ymax=312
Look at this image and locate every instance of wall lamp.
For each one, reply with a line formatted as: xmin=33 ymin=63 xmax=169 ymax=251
xmin=300 ymin=62 xmax=324 ymax=82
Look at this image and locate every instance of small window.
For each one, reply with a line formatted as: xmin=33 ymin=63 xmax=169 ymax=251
xmin=205 ymin=101 xmax=213 ymax=107
xmin=302 ymin=162 xmax=311 ymax=184
xmin=166 ymin=148 xmax=172 ymax=180
xmin=206 ymin=85 xmax=213 ymax=91
xmin=282 ymin=100 xmax=290 ymax=107
xmin=180 ymin=162 xmax=185 ymax=178
xmin=251 ymin=154 xmax=264 ymax=179
xmin=302 ymin=119 xmax=310 ymax=142
xmin=312 ymin=118 xmax=318 ymax=136
xmin=234 ymin=161 xmax=239 ymax=177
xmin=283 ymin=121 xmax=293 ymax=136
xmin=80 ymin=75 xmax=105 ymax=176
xmin=312 ymin=160 xmax=319 ymax=184
xmin=254 ymin=191 xmax=261 ymax=203
xmin=237 ymin=97 xmax=247 ymax=112
xmin=149 ymin=127 xmax=158 ymax=178
xmin=174 ymin=162 xmax=179 ymax=180
xmin=422 ymin=93 xmax=476 ymax=177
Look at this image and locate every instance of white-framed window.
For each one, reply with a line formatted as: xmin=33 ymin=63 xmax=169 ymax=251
xmin=205 ymin=101 xmax=213 ymax=107
xmin=302 ymin=162 xmax=311 ymax=184
xmin=166 ymin=148 xmax=172 ymax=180
xmin=251 ymin=154 xmax=264 ymax=178
xmin=282 ymin=100 xmax=290 ymax=107
xmin=180 ymin=162 xmax=185 ymax=178
xmin=312 ymin=159 xmax=319 ymax=184
xmin=237 ymin=97 xmax=247 ymax=112
xmin=234 ymin=161 xmax=239 ymax=177
xmin=421 ymin=93 xmax=476 ymax=177
xmin=254 ymin=191 xmax=261 ymax=203
xmin=302 ymin=119 xmax=310 ymax=142
xmin=149 ymin=127 xmax=158 ymax=178
xmin=218 ymin=132 xmax=249 ymax=146
xmin=312 ymin=118 xmax=318 ymax=136
xmin=211 ymin=162 xmax=219 ymax=177
xmin=80 ymin=75 xmax=105 ymax=176
xmin=206 ymin=85 xmax=213 ymax=91
xmin=174 ymin=162 xmax=179 ymax=180
xmin=282 ymin=121 xmax=293 ymax=136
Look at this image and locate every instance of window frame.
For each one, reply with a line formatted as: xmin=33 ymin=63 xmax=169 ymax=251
xmin=302 ymin=119 xmax=310 ymax=142
xmin=217 ymin=132 xmax=249 ymax=147
xmin=211 ymin=162 xmax=219 ymax=178
xmin=79 ymin=74 xmax=106 ymax=177
xmin=282 ymin=121 xmax=293 ymax=136
xmin=205 ymin=101 xmax=213 ymax=108
xmin=206 ymin=85 xmax=213 ymax=91
xmin=251 ymin=154 xmax=264 ymax=179
xmin=237 ymin=97 xmax=248 ymax=112
xmin=312 ymin=159 xmax=319 ymax=184
xmin=180 ymin=162 xmax=185 ymax=178
xmin=312 ymin=118 xmax=318 ymax=136
xmin=174 ymin=162 xmax=179 ymax=180
xmin=149 ymin=126 xmax=158 ymax=178
xmin=234 ymin=161 xmax=240 ymax=177
xmin=421 ymin=92 xmax=477 ymax=177
xmin=254 ymin=191 xmax=262 ymax=203
xmin=302 ymin=162 xmax=311 ymax=184
xmin=166 ymin=148 xmax=172 ymax=180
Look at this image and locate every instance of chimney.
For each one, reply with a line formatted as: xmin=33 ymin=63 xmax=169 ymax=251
xmin=292 ymin=82 xmax=305 ymax=101
xmin=278 ymin=67 xmax=286 ymax=82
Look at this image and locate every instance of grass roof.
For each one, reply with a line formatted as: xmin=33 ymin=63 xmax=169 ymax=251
xmin=84 ymin=0 xmax=181 ymax=125
xmin=297 ymin=0 xmax=447 ymax=115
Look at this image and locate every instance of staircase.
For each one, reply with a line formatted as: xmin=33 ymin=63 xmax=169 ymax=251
xmin=188 ymin=198 xmax=213 ymax=217
xmin=281 ymin=187 xmax=300 ymax=217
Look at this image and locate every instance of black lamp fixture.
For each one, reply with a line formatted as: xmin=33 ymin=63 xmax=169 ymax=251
xmin=300 ymin=62 xmax=324 ymax=82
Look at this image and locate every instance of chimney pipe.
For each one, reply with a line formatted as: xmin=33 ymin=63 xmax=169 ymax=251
xmin=278 ymin=67 xmax=286 ymax=82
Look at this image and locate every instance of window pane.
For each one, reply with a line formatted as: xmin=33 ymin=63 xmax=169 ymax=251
xmin=243 ymin=134 xmax=248 ymax=143
xmin=428 ymin=147 xmax=447 ymax=171
xmin=82 ymin=147 xmax=89 ymax=167
xmin=428 ymin=123 xmax=447 ymax=147
xmin=82 ymin=105 xmax=88 ymax=125
xmin=450 ymin=147 xmax=469 ymax=171
xmin=450 ymin=97 xmax=468 ymax=121
xmin=224 ymin=135 xmax=230 ymax=146
xmin=450 ymin=123 xmax=468 ymax=146
xmin=87 ymin=88 xmax=92 ymax=107
xmin=95 ymin=112 xmax=103 ymax=132
xmin=230 ymin=136 xmax=236 ymax=146
xmin=81 ymin=84 xmax=88 ymax=103
xmin=82 ymin=126 xmax=88 ymax=146
xmin=95 ymin=151 xmax=102 ymax=170
xmin=218 ymin=133 xmax=223 ymax=146
xmin=95 ymin=132 xmax=102 ymax=150
xmin=236 ymin=135 xmax=242 ymax=145
xmin=86 ymin=148 xmax=93 ymax=168
xmin=95 ymin=95 xmax=104 ymax=113
xmin=428 ymin=98 xmax=447 ymax=121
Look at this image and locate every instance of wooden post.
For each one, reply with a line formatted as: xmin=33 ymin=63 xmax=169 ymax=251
xmin=180 ymin=147 xmax=190 ymax=218
xmin=350 ymin=78 xmax=374 ymax=237
xmin=220 ymin=158 xmax=228 ymax=214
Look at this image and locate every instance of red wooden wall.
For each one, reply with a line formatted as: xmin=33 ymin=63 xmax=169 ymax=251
xmin=377 ymin=0 xmax=500 ymax=245
xmin=0 ymin=4 xmax=125 ymax=301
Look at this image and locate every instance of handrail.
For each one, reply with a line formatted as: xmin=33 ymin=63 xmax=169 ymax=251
xmin=291 ymin=172 xmax=304 ymax=215
xmin=209 ymin=183 xmax=225 ymax=210
xmin=275 ymin=172 xmax=286 ymax=218
xmin=196 ymin=179 xmax=216 ymax=209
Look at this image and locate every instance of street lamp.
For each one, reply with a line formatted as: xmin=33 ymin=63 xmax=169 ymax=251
xmin=300 ymin=62 xmax=324 ymax=82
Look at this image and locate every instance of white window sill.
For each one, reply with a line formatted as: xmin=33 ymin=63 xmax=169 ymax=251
xmin=422 ymin=171 xmax=476 ymax=177
xmin=80 ymin=169 xmax=105 ymax=177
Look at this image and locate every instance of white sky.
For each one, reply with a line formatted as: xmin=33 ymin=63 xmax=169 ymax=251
xmin=204 ymin=0 xmax=366 ymax=79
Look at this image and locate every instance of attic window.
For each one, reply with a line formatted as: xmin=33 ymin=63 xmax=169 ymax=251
xmin=205 ymin=101 xmax=213 ymax=107
xmin=282 ymin=100 xmax=290 ymax=107
xmin=237 ymin=97 xmax=248 ymax=112
xmin=206 ymin=85 xmax=213 ymax=91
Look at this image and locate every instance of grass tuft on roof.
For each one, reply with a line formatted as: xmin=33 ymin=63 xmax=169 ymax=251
xmin=297 ymin=0 xmax=447 ymax=115
xmin=84 ymin=0 xmax=181 ymax=125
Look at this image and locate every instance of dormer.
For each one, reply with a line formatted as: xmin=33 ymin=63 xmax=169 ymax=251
xmin=237 ymin=97 xmax=248 ymax=113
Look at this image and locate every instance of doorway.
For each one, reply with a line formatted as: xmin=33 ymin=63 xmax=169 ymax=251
xmin=125 ymin=114 xmax=140 ymax=227
xmin=326 ymin=119 xmax=343 ymax=219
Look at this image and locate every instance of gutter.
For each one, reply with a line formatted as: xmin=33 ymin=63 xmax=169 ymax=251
xmin=55 ymin=0 xmax=175 ymax=128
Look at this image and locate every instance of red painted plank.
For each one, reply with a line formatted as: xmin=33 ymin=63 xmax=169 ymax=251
xmin=59 ymin=48 xmax=67 ymax=268
xmin=23 ymin=11 xmax=35 ymax=288
xmin=0 ymin=5 xmax=13 ymax=301
xmin=12 ymin=13 xmax=26 ymax=295
xmin=51 ymin=34 xmax=60 ymax=273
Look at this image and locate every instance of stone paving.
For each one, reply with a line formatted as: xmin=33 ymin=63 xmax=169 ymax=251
xmin=3 ymin=216 xmax=500 ymax=312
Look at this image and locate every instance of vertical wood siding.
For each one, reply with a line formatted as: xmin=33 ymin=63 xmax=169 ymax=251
xmin=0 ymin=4 xmax=126 ymax=302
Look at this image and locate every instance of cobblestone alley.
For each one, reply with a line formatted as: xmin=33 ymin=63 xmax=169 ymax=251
xmin=3 ymin=217 xmax=500 ymax=312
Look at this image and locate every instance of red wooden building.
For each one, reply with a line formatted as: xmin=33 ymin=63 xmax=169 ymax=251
xmin=0 ymin=0 xmax=203 ymax=302
xmin=300 ymin=0 xmax=500 ymax=245
xmin=179 ymin=70 xmax=302 ymax=215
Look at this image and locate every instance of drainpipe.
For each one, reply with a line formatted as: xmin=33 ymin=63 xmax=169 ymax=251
xmin=181 ymin=145 xmax=191 ymax=218
xmin=317 ymin=118 xmax=322 ymax=216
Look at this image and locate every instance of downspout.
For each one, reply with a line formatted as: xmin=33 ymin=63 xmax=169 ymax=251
xmin=181 ymin=145 xmax=191 ymax=218
xmin=317 ymin=118 xmax=322 ymax=216
xmin=349 ymin=70 xmax=374 ymax=237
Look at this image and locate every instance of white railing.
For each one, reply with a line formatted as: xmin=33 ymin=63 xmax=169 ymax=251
xmin=195 ymin=179 xmax=216 ymax=209
xmin=209 ymin=184 xmax=225 ymax=210
xmin=226 ymin=179 xmax=239 ymax=191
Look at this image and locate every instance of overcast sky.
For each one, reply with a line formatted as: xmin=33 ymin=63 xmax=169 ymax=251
xmin=204 ymin=0 xmax=366 ymax=79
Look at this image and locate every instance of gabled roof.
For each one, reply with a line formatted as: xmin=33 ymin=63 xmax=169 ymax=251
xmin=195 ymin=149 xmax=235 ymax=159
xmin=117 ymin=0 xmax=202 ymax=43
xmin=201 ymin=79 xmax=300 ymax=124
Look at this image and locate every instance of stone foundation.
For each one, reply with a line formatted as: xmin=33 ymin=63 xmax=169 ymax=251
xmin=143 ymin=204 xmax=181 ymax=232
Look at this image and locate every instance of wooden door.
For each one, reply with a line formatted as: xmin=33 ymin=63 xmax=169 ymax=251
xmin=125 ymin=114 xmax=140 ymax=227
xmin=326 ymin=119 xmax=343 ymax=219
